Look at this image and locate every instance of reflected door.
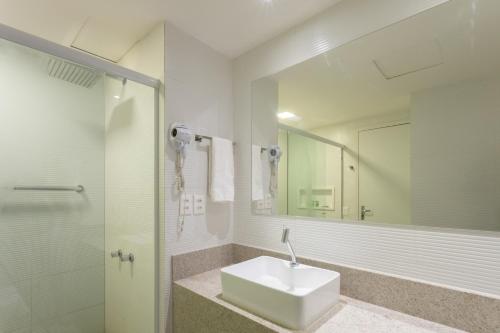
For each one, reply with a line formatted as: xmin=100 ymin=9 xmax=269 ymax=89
xmin=358 ymin=124 xmax=411 ymax=224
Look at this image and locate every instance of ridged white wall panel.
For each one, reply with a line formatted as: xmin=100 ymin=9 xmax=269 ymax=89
xmin=233 ymin=0 xmax=500 ymax=297
xmin=165 ymin=23 xmax=234 ymax=257
xmin=164 ymin=23 xmax=234 ymax=332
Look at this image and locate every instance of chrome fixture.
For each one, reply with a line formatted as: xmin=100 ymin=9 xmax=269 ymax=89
xmin=111 ymin=249 xmax=123 ymax=258
xmin=281 ymin=227 xmax=298 ymax=267
xmin=111 ymin=249 xmax=135 ymax=263
xmin=361 ymin=205 xmax=372 ymax=220
xmin=13 ymin=185 xmax=84 ymax=193
xmin=194 ymin=133 xmax=237 ymax=146
xmin=47 ymin=58 xmax=99 ymax=88
xmin=120 ymin=253 xmax=135 ymax=263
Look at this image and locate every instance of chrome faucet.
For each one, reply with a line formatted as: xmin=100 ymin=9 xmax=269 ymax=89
xmin=281 ymin=227 xmax=298 ymax=267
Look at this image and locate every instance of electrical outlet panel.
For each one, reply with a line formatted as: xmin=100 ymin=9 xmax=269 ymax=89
xmin=255 ymin=200 xmax=265 ymax=210
xmin=264 ymin=195 xmax=273 ymax=209
xmin=193 ymin=194 xmax=206 ymax=215
xmin=181 ymin=193 xmax=193 ymax=216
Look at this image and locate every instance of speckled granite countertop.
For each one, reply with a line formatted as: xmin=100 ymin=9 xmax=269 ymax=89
xmin=174 ymin=269 xmax=467 ymax=333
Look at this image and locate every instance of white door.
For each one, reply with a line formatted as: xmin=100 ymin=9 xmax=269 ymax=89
xmin=358 ymin=123 xmax=411 ymax=224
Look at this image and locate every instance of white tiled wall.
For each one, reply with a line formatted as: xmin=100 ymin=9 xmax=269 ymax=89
xmin=164 ymin=23 xmax=234 ymax=332
xmin=233 ymin=0 xmax=500 ymax=297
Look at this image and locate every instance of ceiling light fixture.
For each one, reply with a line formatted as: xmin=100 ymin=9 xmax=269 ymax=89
xmin=277 ymin=111 xmax=298 ymax=120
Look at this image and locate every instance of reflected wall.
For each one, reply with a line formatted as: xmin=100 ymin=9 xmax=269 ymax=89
xmin=250 ymin=0 xmax=500 ymax=232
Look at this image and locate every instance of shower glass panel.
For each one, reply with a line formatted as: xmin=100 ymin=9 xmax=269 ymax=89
xmin=0 ymin=35 xmax=157 ymax=333
xmin=285 ymin=131 xmax=342 ymax=219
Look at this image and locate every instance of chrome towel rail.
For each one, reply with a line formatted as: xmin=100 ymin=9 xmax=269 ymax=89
xmin=13 ymin=185 xmax=84 ymax=193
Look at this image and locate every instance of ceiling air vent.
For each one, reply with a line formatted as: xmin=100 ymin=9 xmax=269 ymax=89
xmin=373 ymin=39 xmax=444 ymax=79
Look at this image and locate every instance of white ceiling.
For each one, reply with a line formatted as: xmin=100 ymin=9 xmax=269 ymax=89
xmin=163 ymin=0 xmax=343 ymax=58
xmin=274 ymin=0 xmax=500 ymax=130
xmin=0 ymin=0 xmax=343 ymax=60
xmin=0 ymin=0 xmax=166 ymax=61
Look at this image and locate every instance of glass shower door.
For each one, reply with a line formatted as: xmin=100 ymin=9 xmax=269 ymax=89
xmin=0 ymin=38 xmax=106 ymax=333
xmin=286 ymin=132 xmax=342 ymax=219
xmin=103 ymin=76 xmax=156 ymax=333
xmin=0 ymin=33 xmax=158 ymax=333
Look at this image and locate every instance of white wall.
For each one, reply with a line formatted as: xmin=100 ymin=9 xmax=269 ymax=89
xmin=233 ymin=0 xmax=500 ymax=297
xmin=164 ymin=22 xmax=234 ymax=331
xmin=411 ymin=78 xmax=500 ymax=231
xmin=0 ymin=40 xmax=105 ymax=333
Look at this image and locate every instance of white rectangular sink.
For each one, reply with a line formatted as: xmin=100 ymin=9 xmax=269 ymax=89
xmin=221 ymin=256 xmax=340 ymax=329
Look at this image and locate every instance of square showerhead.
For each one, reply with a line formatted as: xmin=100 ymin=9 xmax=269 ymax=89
xmin=47 ymin=58 xmax=99 ymax=88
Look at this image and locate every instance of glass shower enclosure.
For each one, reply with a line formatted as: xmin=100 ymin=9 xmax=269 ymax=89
xmin=278 ymin=127 xmax=343 ymax=220
xmin=0 ymin=24 xmax=160 ymax=333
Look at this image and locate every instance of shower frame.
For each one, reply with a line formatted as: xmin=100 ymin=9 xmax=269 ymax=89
xmin=0 ymin=22 xmax=162 ymax=333
xmin=278 ymin=124 xmax=346 ymax=219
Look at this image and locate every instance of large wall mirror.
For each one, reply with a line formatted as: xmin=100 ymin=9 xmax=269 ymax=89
xmin=251 ymin=0 xmax=500 ymax=232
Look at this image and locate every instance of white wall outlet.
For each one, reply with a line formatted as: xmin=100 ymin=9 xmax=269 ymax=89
xmin=264 ymin=196 xmax=273 ymax=209
xmin=181 ymin=193 xmax=193 ymax=216
xmin=193 ymin=194 xmax=206 ymax=215
xmin=255 ymin=200 xmax=265 ymax=210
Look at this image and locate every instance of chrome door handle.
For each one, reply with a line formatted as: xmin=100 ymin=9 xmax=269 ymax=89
xmin=361 ymin=206 xmax=372 ymax=220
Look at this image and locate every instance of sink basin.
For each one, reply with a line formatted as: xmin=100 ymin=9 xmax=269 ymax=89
xmin=221 ymin=256 xmax=340 ymax=329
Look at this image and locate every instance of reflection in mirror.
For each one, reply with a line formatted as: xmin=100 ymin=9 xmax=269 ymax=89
xmin=251 ymin=0 xmax=500 ymax=232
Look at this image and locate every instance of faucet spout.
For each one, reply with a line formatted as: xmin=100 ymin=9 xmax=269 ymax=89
xmin=281 ymin=228 xmax=298 ymax=267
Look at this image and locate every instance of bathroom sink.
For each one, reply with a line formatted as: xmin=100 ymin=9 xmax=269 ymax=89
xmin=221 ymin=256 xmax=340 ymax=329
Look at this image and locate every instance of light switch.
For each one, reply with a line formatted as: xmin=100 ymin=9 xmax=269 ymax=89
xmin=181 ymin=193 xmax=193 ymax=216
xmin=193 ymin=194 xmax=206 ymax=215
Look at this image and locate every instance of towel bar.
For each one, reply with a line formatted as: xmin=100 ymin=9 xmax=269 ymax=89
xmin=13 ymin=185 xmax=84 ymax=193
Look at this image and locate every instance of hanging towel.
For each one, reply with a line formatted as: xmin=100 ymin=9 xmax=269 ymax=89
xmin=209 ymin=137 xmax=234 ymax=202
xmin=252 ymin=145 xmax=264 ymax=201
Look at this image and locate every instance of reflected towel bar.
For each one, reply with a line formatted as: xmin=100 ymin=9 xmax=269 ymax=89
xmin=13 ymin=185 xmax=84 ymax=193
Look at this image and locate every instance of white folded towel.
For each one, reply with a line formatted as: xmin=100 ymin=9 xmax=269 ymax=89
xmin=252 ymin=145 xmax=264 ymax=201
xmin=209 ymin=137 xmax=234 ymax=202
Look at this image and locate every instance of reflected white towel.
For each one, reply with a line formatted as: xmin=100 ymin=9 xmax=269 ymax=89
xmin=252 ymin=145 xmax=264 ymax=201
xmin=209 ymin=137 xmax=234 ymax=202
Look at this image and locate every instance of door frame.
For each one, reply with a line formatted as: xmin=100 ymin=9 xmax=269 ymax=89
xmin=357 ymin=121 xmax=410 ymax=221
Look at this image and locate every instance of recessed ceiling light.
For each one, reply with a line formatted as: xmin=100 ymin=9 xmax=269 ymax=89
xmin=261 ymin=0 xmax=274 ymax=7
xmin=113 ymin=95 xmax=121 ymax=100
xmin=277 ymin=111 xmax=298 ymax=119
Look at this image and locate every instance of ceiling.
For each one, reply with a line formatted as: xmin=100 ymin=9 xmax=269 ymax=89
xmin=0 ymin=0 xmax=166 ymax=61
xmin=0 ymin=0 xmax=343 ymax=61
xmin=163 ymin=0 xmax=343 ymax=58
xmin=274 ymin=0 xmax=500 ymax=130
